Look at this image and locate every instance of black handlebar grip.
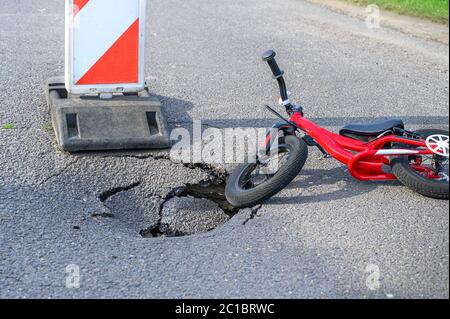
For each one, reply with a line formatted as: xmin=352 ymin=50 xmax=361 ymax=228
xmin=261 ymin=50 xmax=284 ymax=78
xmin=261 ymin=49 xmax=276 ymax=61
xmin=261 ymin=49 xmax=290 ymax=103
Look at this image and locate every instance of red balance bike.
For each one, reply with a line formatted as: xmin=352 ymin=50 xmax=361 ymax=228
xmin=225 ymin=50 xmax=449 ymax=208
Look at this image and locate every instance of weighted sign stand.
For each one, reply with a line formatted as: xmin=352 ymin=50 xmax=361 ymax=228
xmin=45 ymin=0 xmax=170 ymax=152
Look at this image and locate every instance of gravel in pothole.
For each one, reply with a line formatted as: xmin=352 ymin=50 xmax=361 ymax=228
xmin=160 ymin=196 xmax=230 ymax=235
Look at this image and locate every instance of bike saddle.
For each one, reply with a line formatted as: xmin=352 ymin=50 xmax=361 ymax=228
xmin=340 ymin=118 xmax=404 ymax=141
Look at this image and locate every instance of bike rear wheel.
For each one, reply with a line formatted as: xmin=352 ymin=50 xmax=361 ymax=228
xmin=225 ymin=135 xmax=308 ymax=208
xmin=391 ymin=129 xmax=449 ymax=199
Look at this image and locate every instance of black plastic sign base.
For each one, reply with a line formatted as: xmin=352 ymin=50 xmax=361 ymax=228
xmin=45 ymin=77 xmax=171 ymax=152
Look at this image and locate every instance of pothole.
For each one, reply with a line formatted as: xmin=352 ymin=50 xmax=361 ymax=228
xmin=140 ymin=175 xmax=241 ymax=238
xmin=97 ymin=159 xmax=263 ymax=238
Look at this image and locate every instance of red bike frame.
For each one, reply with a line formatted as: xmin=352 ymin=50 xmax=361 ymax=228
xmin=288 ymin=112 xmax=433 ymax=181
xmin=260 ymin=49 xmax=437 ymax=182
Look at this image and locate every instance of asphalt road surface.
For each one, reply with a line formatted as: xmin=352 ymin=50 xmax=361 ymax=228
xmin=0 ymin=0 xmax=448 ymax=298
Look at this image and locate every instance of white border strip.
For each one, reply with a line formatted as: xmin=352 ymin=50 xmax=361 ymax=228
xmin=65 ymin=0 xmax=147 ymax=95
xmin=73 ymin=0 xmax=139 ymax=83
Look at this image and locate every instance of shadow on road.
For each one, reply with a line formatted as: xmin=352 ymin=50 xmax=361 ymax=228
xmin=269 ymin=166 xmax=403 ymax=205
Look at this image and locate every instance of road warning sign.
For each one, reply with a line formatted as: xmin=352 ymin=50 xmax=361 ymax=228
xmin=65 ymin=0 xmax=146 ymax=94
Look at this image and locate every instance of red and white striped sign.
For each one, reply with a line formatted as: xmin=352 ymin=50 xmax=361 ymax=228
xmin=65 ymin=0 xmax=146 ymax=94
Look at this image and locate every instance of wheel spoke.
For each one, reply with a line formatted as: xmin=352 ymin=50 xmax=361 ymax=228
xmin=426 ymin=134 xmax=450 ymax=158
xmin=239 ymin=147 xmax=290 ymax=190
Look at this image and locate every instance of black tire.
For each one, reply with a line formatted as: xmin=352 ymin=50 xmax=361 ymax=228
xmin=225 ymin=135 xmax=308 ymax=208
xmin=391 ymin=129 xmax=449 ymax=200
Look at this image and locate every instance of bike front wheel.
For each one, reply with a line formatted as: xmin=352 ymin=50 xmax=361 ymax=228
xmin=225 ymin=135 xmax=308 ymax=208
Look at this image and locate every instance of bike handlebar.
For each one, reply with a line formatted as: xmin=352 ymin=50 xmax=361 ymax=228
xmin=261 ymin=50 xmax=290 ymax=105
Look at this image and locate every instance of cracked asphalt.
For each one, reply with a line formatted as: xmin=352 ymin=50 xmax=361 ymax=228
xmin=1 ymin=0 xmax=449 ymax=298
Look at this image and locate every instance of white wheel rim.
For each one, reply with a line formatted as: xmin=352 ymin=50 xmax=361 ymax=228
xmin=426 ymin=134 xmax=449 ymax=157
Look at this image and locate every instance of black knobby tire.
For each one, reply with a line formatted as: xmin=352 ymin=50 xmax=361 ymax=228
xmin=391 ymin=129 xmax=449 ymax=200
xmin=225 ymin=135 xmax=308 ymax=208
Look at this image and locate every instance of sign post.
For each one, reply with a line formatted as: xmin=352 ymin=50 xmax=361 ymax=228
xmin=44 ymin=0 xmax=170 ymax=152
xmin=65 ymin=0 xmax=146 ymax=95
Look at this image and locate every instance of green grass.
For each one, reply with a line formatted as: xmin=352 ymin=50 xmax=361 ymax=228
xmin=40 ymin=123 xmax=53 ymax=132
xmin=1 ymin=123 xmax=16 ymax=129
xmin=345 ymin=0 xmax=449 ymax=24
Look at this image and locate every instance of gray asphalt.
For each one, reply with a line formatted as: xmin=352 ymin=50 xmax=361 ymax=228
xmin=0 ymin=0 xmax=448 ymax=298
